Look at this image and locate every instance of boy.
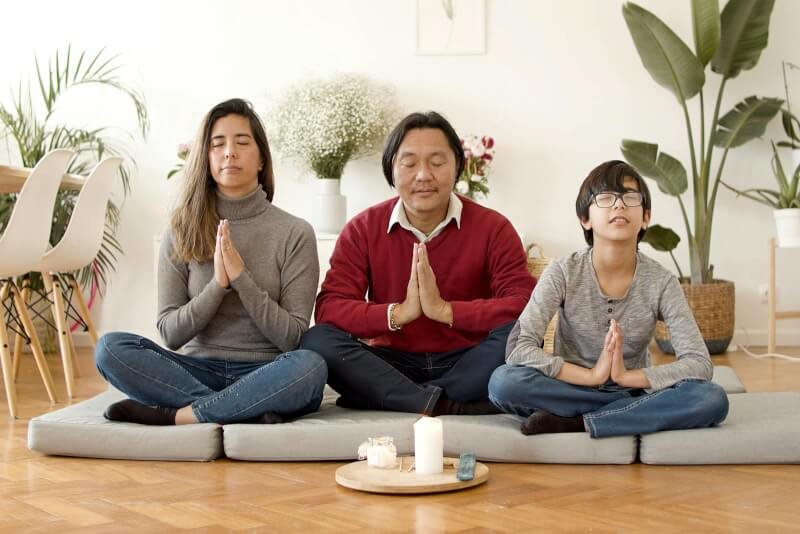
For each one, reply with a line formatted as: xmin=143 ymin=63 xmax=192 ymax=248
xmin=488 ymin=160 xmax=728 ymax=438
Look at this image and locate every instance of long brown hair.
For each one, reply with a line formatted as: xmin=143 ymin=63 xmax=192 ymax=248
xmin=170 ymin=98 xmax=274 ymax=262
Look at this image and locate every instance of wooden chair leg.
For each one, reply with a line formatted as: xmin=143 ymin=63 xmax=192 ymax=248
xmin=10 ymin=281 xmax=58 ymax=403
xmin=0 ymin=281 xmax=19 ymax=418
xmin=66 ymin=319 xmax=81 ymax=379
xmin=67 ymin=275 xmax=98 ymax=345
xmin=11 ymin=276 xmax=31 ymax=382
xmin=43 ymin=273 xmax=76 ymax=399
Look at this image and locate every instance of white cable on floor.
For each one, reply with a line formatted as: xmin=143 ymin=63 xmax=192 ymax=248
xmin=733 ymin=328 xmax=800 ymax=362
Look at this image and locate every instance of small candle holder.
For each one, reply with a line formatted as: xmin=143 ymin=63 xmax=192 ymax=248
xmin=358 ymin=436 xmax=397 ymax=469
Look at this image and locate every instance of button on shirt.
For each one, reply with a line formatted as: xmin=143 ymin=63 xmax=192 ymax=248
xmin=387 ymin=193 xmax=463 ymax=242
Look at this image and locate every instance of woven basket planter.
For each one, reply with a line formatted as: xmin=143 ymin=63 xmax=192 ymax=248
xmin=526 ymin=244 xmax=556 ymax=353
xmin=655 ymin=279 xmax=735 ymax=355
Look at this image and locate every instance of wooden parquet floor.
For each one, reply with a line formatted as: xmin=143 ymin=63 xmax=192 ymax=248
xmin=2 ymin=344 xmax=800 ymax=532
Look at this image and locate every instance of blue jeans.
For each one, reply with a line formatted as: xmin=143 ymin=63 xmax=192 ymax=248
xmin=95 ymin=332 xmax=327 ymax=424
xmin=488 ymin=365 xmax=729 ymax=438
xmin=300 ymin=322 xmax=513 ymax=414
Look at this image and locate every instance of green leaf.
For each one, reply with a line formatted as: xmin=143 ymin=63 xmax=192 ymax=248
xmin=711 ymin=0 xmax=775 ymax=78
xmin=780 ymin=109 xmax=800 ymax=145
xmin=691 ymin=0 xmax=720 ymax=66
xmin=620 ymin=139 xmax=689 ymax=196
xmin=713 ymin=95 xmax=783 ymax=148
xmin=642 ymin=224 xmax=681 ymax=252
xmin=622 ymin=2 xmax=705 ymax=103
xmin=441 ymin=0 xmax=453 ymax=20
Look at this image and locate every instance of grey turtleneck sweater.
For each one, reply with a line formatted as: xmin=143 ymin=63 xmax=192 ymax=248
xmin=157 ymin=187 xmax=319 ymax=362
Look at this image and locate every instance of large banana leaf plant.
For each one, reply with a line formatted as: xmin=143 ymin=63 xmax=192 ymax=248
xmin=0 ymin=46 xmax=149 ymax=293
xmin=621 ymin=0 xmax=782 ymax=284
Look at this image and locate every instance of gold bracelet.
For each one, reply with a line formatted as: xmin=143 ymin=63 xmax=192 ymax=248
xmin=388 ymin=303 xmax=402 ymax=331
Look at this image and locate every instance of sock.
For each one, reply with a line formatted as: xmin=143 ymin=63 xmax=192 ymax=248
xmin=104 ymin=399 xmax=177 ymax=426
xmin=257 ymin=412 xmax=286 ymax=424
xmin=520 ymin=410 xmax=585 ymax=435
xmin=431 ymin=397 xmax=502 ymax=416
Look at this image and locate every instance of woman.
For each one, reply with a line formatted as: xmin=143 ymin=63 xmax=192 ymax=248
xmin=489 ymin=160 xmax=728 ymax=438
xmin=95 ymin=98 xmax=326 ymax=426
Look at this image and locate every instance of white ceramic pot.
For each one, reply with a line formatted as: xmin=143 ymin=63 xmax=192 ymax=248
xmin=312 ymin=178 xmax=347 ymax=234
xmin=774 ymin=208 xmax=800 ymax=247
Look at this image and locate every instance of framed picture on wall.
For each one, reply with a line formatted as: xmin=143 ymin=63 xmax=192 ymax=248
xmin=416 ymin=0 xmax=486 ymax=55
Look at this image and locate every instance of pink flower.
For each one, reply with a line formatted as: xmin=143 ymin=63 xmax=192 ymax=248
xmin=482 ymin=136 xmax=494 ymax=149
xmin=177 ymin=141 xmax=192 ymax=160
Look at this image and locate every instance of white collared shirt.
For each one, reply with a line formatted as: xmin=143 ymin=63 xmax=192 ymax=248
xmin=387 ymin=192 xmax=463 ymax=243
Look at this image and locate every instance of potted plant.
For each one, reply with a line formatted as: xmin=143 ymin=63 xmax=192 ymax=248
xmin=267 ymin=73 xmax=399 ymax=234
xmin=620 ymin=0 xmax=782 ymax=354
xmin=722 ymin=141 xmax=800 ymax=246
xmin=0 ymin=46 xmax=149 ymax=344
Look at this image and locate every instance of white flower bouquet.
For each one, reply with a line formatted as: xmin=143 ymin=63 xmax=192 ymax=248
xmin=455 ymin=135 xmax=494 ymax=199
xmin=268 ymin=73 xmax=399 ymax=179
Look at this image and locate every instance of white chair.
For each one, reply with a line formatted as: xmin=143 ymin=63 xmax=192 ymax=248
xmin=0 ymin=149 xmax=75 ymax=418
xmin=20 ymin=157 xmax=122 ymax=400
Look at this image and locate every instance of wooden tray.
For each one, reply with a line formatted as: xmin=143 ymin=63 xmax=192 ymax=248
xmin=335 ymin=456 xmax=489 ymax=494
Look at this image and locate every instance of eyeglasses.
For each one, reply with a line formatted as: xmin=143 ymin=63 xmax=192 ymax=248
xmin=592 ymin=191 xmax=644 ymax=208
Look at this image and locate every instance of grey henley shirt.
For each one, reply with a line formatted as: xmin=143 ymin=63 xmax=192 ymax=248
xmin=505 ymin=248 xmax=712 ymax=391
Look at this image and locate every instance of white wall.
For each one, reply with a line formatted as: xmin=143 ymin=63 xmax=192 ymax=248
xmin=2 ymin=0 xmax=799 ymax=346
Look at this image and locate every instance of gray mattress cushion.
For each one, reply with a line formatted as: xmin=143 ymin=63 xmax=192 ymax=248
xmin=712 ymin=365 xmax=746 ymax=393
xmin=27 ymin=387 xmax=223 ymax=461
xmin=441 ymin=414 xmax=637 ymax=464
xmin=224 ymin=404 xmax=637 ymax=464
xmin=640 ymin=392 xmax=800 ymax=465
xmin=223 ymin=402 xmax=420 ymax=461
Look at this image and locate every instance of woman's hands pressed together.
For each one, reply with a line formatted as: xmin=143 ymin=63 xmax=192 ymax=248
xmin=214 ymin=219 xmax=245 ymax=288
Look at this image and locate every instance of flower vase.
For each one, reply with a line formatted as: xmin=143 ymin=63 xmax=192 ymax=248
xmin=312 ymin=178 xmax=347 ymax=234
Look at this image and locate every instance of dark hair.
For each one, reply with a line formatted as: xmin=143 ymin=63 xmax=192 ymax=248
xmin=381 ymin=111 xmax=465 ymax=187
xmin=204 ymin=98 xmax=275 ymax=201
xmin=575 ymin=160 xmax=652 ymax=246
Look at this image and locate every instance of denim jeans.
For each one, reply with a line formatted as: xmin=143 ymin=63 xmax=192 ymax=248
xmin=488 ymin=365 xmax=729 ymax=438
xmin=95 ymin=332 xmax=327 ymax=424
xmin=300 ymin=322 xmax=513 ymax=414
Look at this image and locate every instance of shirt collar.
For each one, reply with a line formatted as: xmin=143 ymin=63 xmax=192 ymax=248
xmin=387 ymin=192 xmax=462 ymax=242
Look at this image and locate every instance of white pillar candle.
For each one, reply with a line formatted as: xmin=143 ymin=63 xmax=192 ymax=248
xmin=413 ymin=416 xmax=443 ymax=475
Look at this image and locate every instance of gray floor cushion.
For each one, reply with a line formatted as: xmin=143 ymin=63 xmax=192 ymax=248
xmin=441 ymin=414 xmax=637 ymax=464
xmin=27 ymin=387 xmax=223 ymax=461
xmin=712 ymin=365 xmax=746 ymax=393
xmin=224 ymin=402 xmax=637 ymax=464
xmin=640 ymin=392 xmax=800 ymax=465
xmin=223 ymin=402 xmax=420 ymax=461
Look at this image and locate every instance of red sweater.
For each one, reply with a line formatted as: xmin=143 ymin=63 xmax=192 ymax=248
xmin=315 ymin=196 xmax=536 ymax=353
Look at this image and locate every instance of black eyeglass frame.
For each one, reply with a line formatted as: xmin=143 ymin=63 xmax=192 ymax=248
xmin=591 ymin=191 xmax=644 ymax=208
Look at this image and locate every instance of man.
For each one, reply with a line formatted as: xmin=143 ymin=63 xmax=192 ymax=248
xmin=300 ymin=111 xmax=535 ymax=415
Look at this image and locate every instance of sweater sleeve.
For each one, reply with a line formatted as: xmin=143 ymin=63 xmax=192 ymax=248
xmin=449 ymin=220 xmax=535 ymax=333
xmin=643 ymin=275 xmax=713 ymax=391
xmin=505 ymin=262 xmax=566 ymax=376
xmin=230 ymin=221 xmax=319 ymax=353
xmin=156 ymin=230 xmax=229 ymax=350
xmin=314 ymin=220 xmax=391 ymax=338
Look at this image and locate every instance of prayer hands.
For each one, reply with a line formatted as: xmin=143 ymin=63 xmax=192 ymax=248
xmin=214 ymin=222 xmax=230 ymax=288
xmin=590 ymin=322 xmax=616 ymax=386
xmin=218 ymin=219 xmax=245 ymax=283
xmin=609 ymin=319 xmax=633 ymax=387
xmin=392 ymin=243 xmax=452 ymax=327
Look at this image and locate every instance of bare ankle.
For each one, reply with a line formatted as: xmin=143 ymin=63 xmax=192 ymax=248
xmin=175 ymin=405 xmax=198 ymax=425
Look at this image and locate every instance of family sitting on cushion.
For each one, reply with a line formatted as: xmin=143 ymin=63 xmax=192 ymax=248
xmin=94 ymin=99 xmax=728 ymax=437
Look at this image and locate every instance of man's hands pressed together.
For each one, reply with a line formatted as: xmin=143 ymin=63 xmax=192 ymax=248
xmin=391 ymin=243 xmax=453 ymax=328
